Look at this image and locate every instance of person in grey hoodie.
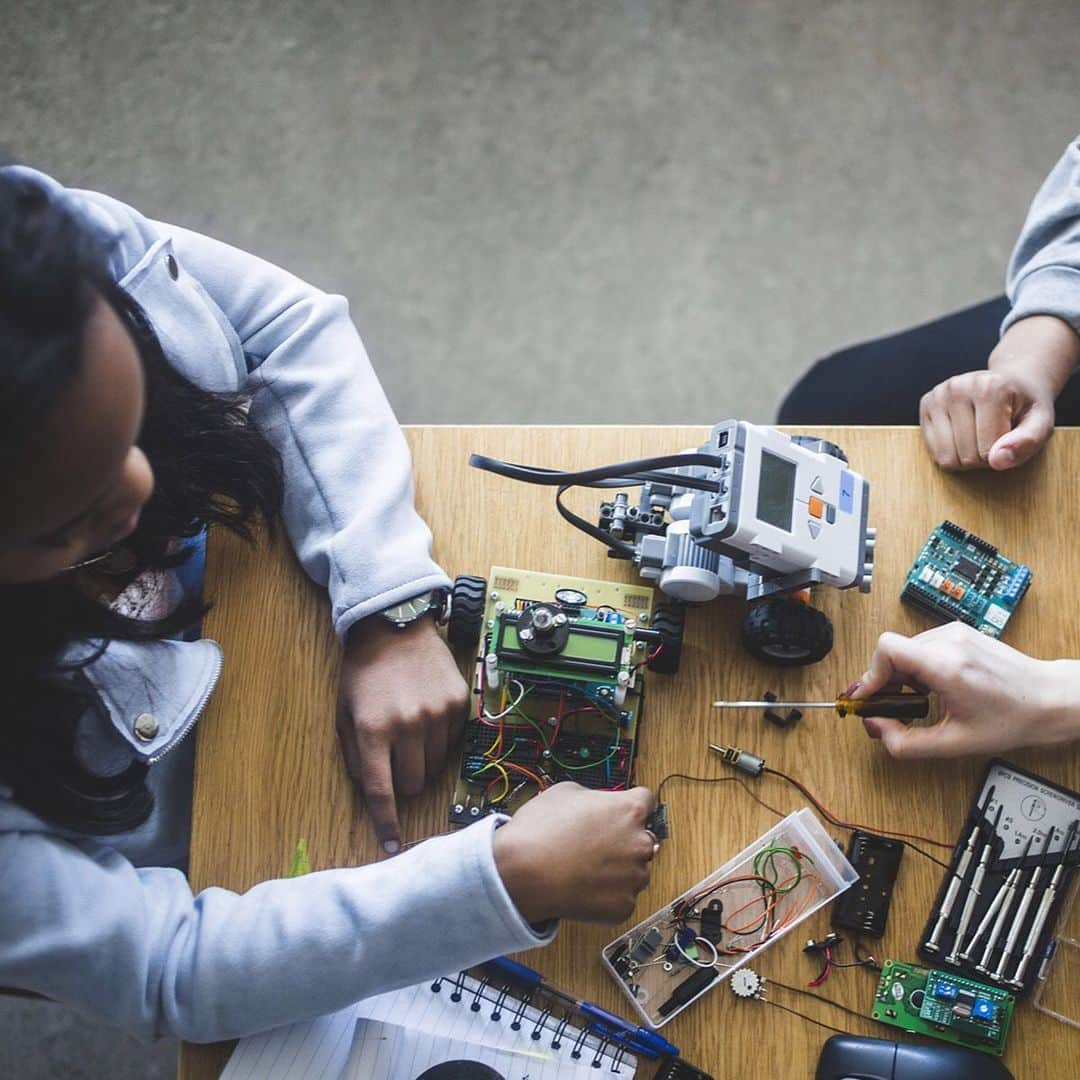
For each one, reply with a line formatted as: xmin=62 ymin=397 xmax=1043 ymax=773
xmin=0 ymin=166 xmax=658 ymax=1042
xmin=780 ymin=137 xmax=1080 ymax=762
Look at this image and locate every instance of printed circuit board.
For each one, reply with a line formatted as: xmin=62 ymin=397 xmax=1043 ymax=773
xmin=872 ymin=961 xmax=1014 ymax=1056
xmin=900 ymin=521 xmax=1031 ymax=638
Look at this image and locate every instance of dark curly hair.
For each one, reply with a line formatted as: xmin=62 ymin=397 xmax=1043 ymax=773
xmin=0 ymin=168 xmax=283 ymax=831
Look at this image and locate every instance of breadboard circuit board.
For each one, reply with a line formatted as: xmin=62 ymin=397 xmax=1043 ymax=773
xmin=450 ymin=568 xmax=655 ymax=826
xmin=901 ymin=520 xmax=1031 ymax=638
xmin=872 ymin=961 xmax=1014 ymax=1056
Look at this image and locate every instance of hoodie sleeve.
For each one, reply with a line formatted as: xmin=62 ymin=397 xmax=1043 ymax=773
xmin=1002 ymin=136 xmax=1080 ymax=339
xmin=0 ymin=816 xmax=553 ymax=1043
xmin=5 ymin=166 xmax=450 ymax=639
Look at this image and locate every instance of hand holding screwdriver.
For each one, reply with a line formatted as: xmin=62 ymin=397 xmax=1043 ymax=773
xmin=852 ymin=623 xmax=1080 ymax=759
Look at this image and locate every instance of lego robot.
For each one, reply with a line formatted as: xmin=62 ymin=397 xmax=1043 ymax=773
xmin=467 ymin=420 xmax=875 ymax=668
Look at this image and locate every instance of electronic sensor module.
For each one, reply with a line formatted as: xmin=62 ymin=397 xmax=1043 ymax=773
xmin=900 ymin=521 xmax=1031 ymax=638
xmin=872 ymin=961 xmax=1014 ymax=1056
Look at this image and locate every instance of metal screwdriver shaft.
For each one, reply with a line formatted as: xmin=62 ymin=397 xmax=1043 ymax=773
xmin=947 ymin=804 xmax=1001 ymax=964
xmin=925 ymin=786 xmax=995 ymax=954
xmin=965 ymin=833 xmax=1035 ymax=968
xmin=1008 ymin=820 xmax=1079 ymax=989
xmin=992 ymin=828 xmax=1054 ymax=982
xmin=712 ymin=691 xmax=930 ymax=721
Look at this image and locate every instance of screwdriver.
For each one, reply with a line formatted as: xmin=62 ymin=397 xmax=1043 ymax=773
xmin=711 ymin=691 xmax=931 ymax=723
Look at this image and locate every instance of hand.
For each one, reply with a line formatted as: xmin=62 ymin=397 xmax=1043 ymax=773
xmin=919 ymin=315 xmax=1079 ymax=471
xmin=492 ymin=782 xmax=657 ymax=924
xmin=851 ymin=622 xmax=1080 ymax=758
xmin=337 ymin=616 xmax=468 ymax=853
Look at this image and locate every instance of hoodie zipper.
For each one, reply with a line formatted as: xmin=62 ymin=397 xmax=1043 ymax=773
xmin=147 ymin=641 xmax=224 ymax=765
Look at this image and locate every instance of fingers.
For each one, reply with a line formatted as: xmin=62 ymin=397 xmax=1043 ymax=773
xmin=624 ymin=784 xmax=656 ymax=820
xmin=988 ymin=399 xmax=1054 ymax=470
xmin=920 ymin=392 xmax=957 ymax=469
xmin=392 ymin=732 xmax=426 ymax=800
xmin=424 ymin=715 xmax=448 ymax=784
xmin=348 ymin=734 xmax=402 ymax=854
xmin=862 ymin=715 xmax=971 ymax=760
xmin=945 ymin=395 xmax=980 ymax=469
xmin=856 ymin=630 xmax=941 ymax=697
xmin=921 ymin=372 xmax=1045 ymax=471
xmin=973 ymin=387 xmax=1014 ymax=464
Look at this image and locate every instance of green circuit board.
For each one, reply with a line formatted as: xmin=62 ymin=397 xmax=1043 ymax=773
xmin=872 ymin=961 xmax=1015 ymax=1056
xmin=449 ymin=568 xmax=655 ymax=826
xmin=900 ymin=521 xmax=1031 ymax=638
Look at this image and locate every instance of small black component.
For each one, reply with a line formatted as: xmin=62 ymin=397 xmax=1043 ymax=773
xmin=804 ymin=932 xmax=843 ymax=954
xmin=832 ymin=831 xmax=903 ymax=938
xmin=647 ymin=602 xmax=685 ymax=675
xmin=940 ymin=520 xmax=967 ymax=541
xmin=741 ymin=598 xmax=834 ymax=667
xmin=553 ymin=587 xmax=588 ymax=607
xmin=968 ymin=533 xmax=998 ymax=557
xmin=954 ymin=556 xmax=981 ymax=581
xmin=645 ymin=803 xmax=670 ymax=841
xmin=700 ymin=899 xmax=725 ymax=945
xmin=654 ymin=1060 xmax=714 ymax=1080
xmin=657 ymin=966 xmax=719 ymax=1017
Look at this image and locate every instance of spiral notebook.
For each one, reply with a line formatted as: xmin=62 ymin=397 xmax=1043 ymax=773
xmin=220 ymin=971 xmax=638 ymax=1079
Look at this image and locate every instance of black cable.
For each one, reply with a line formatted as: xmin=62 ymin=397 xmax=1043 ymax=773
xmin=762 ymin=999 xmax=850 ymax=1038
xmin=555 ymin=484 xmax=634 ymax=557
xmin=768 ymin=976 xmax=873 ymax=1027
xmin=762 ymin=767 xmax=951 ymax=870
xmin=469 ymin=451 xmax=724 ymax=492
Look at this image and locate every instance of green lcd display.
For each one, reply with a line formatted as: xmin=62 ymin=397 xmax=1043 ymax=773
xmin=497 ymin=620 xmax=623 ymax=676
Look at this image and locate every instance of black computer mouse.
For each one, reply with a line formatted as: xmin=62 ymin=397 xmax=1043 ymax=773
xmin=816 ymin=1034 xmax=1015 ymax=1080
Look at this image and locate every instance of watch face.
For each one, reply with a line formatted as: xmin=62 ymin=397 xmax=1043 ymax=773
xmin=381 ymin=591 xmax=435 ymax=624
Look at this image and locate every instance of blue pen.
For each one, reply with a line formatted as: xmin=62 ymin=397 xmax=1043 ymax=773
xmin=485 ymin=956 xmax=680 ymax=1060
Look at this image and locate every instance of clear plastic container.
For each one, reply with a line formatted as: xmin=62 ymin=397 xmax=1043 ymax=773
xmin=601 ymin=807 xmax=857 ymax=1027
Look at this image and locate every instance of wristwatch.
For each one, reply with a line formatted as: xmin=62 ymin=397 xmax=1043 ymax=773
xmin=375 ymin=589 xmax=447 ymax=629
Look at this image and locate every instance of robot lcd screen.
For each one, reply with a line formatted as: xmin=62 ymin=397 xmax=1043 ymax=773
xmin=756 ymin=451 xmax=796 ymax=532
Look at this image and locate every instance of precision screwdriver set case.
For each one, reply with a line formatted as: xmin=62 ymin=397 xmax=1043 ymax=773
xmin=601 ymin=809 xmax=857 ymax=1027
xmin=918 ymin=760 xmax=1080 ymax=997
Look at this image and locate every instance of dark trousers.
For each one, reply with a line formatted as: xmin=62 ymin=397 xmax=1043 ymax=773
xmin=777 ymin=297 xmax=1080 ymax=424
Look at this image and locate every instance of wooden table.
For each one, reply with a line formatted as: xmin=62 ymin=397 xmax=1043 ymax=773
xmin=180 ymin=426 xmax=1080 ymax=1080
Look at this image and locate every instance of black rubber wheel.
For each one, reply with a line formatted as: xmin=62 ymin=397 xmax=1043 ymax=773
xmin=447 ymin=575 xmax=487 ymax=649
xmin=647 ymin=603 xmax=685 ymax=675
xmin=741 ymin=598 xmax=833 ymax=666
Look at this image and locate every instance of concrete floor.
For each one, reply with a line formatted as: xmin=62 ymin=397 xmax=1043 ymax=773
xmin=2 ymin=1 xmax=1078 ymax=1076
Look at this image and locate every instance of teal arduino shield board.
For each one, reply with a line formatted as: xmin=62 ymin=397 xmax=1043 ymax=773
xmin=872 ymin=961 xmax=1014 ymax=1056
xmin=900 ymin=521 xmax=1031 ymax=638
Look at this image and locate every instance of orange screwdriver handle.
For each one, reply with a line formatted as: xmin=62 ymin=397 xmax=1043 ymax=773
xmin=835 ymin=693 xmax=930 ymax=722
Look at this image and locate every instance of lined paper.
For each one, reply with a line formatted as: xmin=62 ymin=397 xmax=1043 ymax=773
xmin=220 ymin=976 xmax=637 ymax=1079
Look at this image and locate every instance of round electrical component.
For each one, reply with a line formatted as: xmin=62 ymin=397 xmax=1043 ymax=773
xmin=730 ymin=968 xmax=764 ymax=1000
xmin=517 ymin=603 xmax=570 ymax=655
xmin=554 ymin=587 xmax=588 ymax=607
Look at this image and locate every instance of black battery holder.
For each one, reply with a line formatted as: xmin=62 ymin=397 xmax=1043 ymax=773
xmin=917 ymin=759 xmax=1080 ymax=997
